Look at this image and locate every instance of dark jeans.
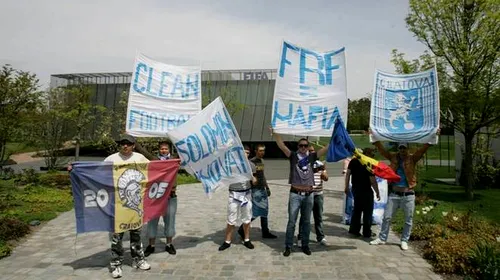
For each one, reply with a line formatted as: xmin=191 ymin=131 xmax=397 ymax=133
xmin=110 ymin=228 xmax=145 ymax=267
xmin=349 ymin=192 xmax=374 ymax=237
xmin=298 ymin=194 xmax=324 ymax=242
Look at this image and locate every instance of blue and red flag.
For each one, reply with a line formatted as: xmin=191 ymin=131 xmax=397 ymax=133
xmin=70 ymin=160 xmax=180 ymax=234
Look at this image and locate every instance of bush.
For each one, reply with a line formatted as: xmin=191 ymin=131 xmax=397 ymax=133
xmin=13 ymin=168 xmax=39 ymax=185
xmin=411 ymin=223 xmax=446 ymax=241
xmin=424 ymin=233 xmax=474 ymax=274
xmin=0 ymin=167 xmax=15 ymax=180
xmin=39 ymin=172 xmax=70 ymax=188
xmin=0 ymin=240 xmax=11 ymax=259
xmin=469 ymin=242 xmax=500 ymax=280
xmin=0 ymin=217 xmax=30 ymax=241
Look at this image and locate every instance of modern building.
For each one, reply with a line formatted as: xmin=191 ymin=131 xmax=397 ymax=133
xmin=50 ymin=69 xmax=304 ymax=157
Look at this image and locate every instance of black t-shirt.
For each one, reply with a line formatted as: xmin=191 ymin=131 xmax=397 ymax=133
xmin=348 ymin=158 xmax=374 ymax=193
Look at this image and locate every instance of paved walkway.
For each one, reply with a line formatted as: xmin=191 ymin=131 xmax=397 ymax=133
xmin=0 ymin=177 xmax=441 ymax=280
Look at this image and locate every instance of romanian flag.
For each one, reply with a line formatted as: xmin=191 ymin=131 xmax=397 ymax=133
xmin=353 ymin=149 xmax=400 ymax=183
xmin=70 ymin=160 xmax=180 ymax=234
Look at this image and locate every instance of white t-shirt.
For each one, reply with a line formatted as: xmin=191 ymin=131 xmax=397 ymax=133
xmin=104 ymin=152 xmax=150 ymax=163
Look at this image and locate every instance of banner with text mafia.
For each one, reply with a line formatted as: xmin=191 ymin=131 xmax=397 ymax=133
xmin=271 ymin=40 xmax=348 ymax=136
xmin=370 ymin=68 xmax=440 ymax=144
xmin=167 ymin=97 xmax=252 ymax=195
xmin=70 ymin=160 xmax=180 ymax=234
xmin=126 ymin=52 xmax=202 ymax=137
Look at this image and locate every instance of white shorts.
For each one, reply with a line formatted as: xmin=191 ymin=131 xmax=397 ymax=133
xmin=227 ymin=190 xmax=253 ymax=226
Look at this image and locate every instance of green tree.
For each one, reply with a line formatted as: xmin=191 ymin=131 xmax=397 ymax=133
xmin=0 ymin=65 xmax=40 ymax=166
xmin=405 ymin=0 xmax=500 ymax=199
xmin=36 ymin=88 xmax=71 ymax=170
xmin=63 ymin=84 xmax=106 ymax=161
xmin=347 ymin=96 xmax=371 ymax=132
xmin=202 ymin=82 xmax=246 ymax=117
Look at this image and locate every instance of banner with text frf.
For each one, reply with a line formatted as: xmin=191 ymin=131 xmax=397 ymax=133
xmin=167 ymin=97 xmax=252 ymax=195
xmin=271 ymin=40 xmax=348 ymax=136
xmin=126 ymin=52 xmax=202 ymax=137
xmin=369 ymin=68 xmax=440 ymax=144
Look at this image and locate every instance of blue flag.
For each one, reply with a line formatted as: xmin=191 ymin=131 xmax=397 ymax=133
xmin=326 ymin=117 xmax=356 ymax=162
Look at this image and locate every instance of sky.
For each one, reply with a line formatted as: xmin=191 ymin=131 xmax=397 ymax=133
xmin=0 ymin=0 xmax=427 ymax=99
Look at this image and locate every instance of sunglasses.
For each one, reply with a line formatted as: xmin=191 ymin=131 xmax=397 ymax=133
xmin=120 ymin=141 xmax=134 ymax=146
xmin=298 ymin=144 xmax=309 ymax=148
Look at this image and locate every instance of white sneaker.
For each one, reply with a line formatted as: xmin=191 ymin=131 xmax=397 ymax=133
xmin=369 ymin=238 xmax=386 ymax=245
xmin=319 ymin=238 xmax=328 ymax=246
xmin=111 ymin=266 xmax=122 ymax=278
xmin=133 ymin=259 xmax=151 ymax=270
xmin=401 ymin=241 xmax=409 ymax=250
xmin=297 ymin=239 xmax=302 ymax=248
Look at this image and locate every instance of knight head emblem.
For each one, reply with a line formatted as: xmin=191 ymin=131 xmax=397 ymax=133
xmin=117 ymin=169 xmax=145 ymax=216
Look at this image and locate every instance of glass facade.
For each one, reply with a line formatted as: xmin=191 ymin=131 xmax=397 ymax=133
xmin=50 ymin=69 xmax=297 ymax=143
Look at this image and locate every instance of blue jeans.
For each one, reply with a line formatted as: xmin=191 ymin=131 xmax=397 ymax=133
xmin=147 ymin=196 xmax=177 ymax=238
xmin=379 ymin=193 xmax=415 ymax=242
xmin=285 ymin=192 xmax=313 ymax=248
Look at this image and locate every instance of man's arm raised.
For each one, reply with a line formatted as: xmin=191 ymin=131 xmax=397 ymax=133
xmin=270 ymin=127 xmax=291 ymax=158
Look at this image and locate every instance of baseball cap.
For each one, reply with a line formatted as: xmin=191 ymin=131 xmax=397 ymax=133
xmin=117 ymin=134 xmax=136 ymax=144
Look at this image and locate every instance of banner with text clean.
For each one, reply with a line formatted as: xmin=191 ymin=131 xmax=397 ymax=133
xmin=167 ymin=97 xmax=252 ymax=195
xmin=126 ymin=52 xmax=202 ymax=137
xmin=271 ymin=40 xmax=348 ymax=136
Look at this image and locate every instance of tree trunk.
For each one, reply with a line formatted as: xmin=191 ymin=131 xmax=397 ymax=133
xmin=75 ymin=132 xmax=81 ymax=162
xmin=463 ymin=133 xmax=475 ymax=200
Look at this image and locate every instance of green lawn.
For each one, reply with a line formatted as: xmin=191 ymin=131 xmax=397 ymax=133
xmin=393 ymin=166 xmax=500 ymax=226
xmin=0 ymin=176 xmax=74 ymax=258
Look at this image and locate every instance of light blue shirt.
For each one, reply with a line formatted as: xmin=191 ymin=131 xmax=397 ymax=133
xmin=393 ymin=159 xmax=408 ymax=188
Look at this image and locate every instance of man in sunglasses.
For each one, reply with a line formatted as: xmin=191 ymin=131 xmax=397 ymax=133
xmin=103 ymin=134 xmax=151 ymax=278
xmin=370 ymin=141 xmax=432 ymax=251
xmin=271 ymin=128 xmax=330 ymax=257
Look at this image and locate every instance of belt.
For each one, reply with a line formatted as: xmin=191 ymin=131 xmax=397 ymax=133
xmin=230 ymin=188 xmax=251 ymax=193
xmin=391 ymin=191 xmax=415 ymax=197
xmin=290 ymin=188 xmax=312 ymax=196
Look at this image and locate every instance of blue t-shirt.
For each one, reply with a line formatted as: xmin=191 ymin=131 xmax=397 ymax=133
xmin=393 ymin=160 xmax=408 ymax=188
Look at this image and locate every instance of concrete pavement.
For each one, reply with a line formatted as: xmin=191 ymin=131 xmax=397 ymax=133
xmin=0 ymin=176 xmax=441 ymax=280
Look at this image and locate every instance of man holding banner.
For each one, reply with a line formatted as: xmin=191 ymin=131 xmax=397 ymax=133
xmin=369 ymin=141 xmax=432 ymax=250
xmin=104 ymin=135 xmax=151 ymax=277
xmin=272 ymin=129 xmax=330 ymax=257
xmin=219 ymin=145 xmax=257 ymax=251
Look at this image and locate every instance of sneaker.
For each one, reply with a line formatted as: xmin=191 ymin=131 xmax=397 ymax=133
xmin=401 ymin=241 xmax=409 ymax=250
xmin=296 ymin=239 xmax=302 ymax=248
xmin=237 ymin=226 xmax=245 ymax=241
xmin=302 ymin=246 xmax=312 ymax=255
xmin=111 ymin=266 xmax=122 ymax=278
xmin=319 ymin=238 xmax=328 ymax=246
xmin=133 ymin=259 xmax=151 ymax=270
xmin=144 ymin=245 xmax=155 ymax=257
xmin=218 ymin=242 xmax=231 ymax=251
xmin=165 ymin=244 xmax=176 ymax=255
xmin=283 ymin=247 xmax=291 ymax=257
xmin=370 ymin=238 xmax=386 ymax=245
xmin=262 ymin=231 xmax=278 ymax=239
xmin=243 ymin=241 xmax=254 ymax=249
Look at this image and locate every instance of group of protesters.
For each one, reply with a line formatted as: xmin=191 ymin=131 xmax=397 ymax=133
xmin=71 ymin=126 xmax=433 ymax=278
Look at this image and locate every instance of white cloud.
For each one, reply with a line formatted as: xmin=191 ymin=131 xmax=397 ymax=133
xmin=0 ymin=0 xmax=426 ymax=98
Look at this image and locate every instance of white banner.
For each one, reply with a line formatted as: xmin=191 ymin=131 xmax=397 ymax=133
xmin=167 ymin=97 xmax=252 ymax=195
xmin=271 ymin=40 xmax=348 ymax=136
xmin=126 ymin=52 xmax=201 ymax=137
xmin=370 ymin=68 xmax=440 ymax=144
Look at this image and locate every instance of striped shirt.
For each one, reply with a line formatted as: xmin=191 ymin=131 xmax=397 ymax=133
xmin=312 ymin=171 xmax=323 ymax=195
